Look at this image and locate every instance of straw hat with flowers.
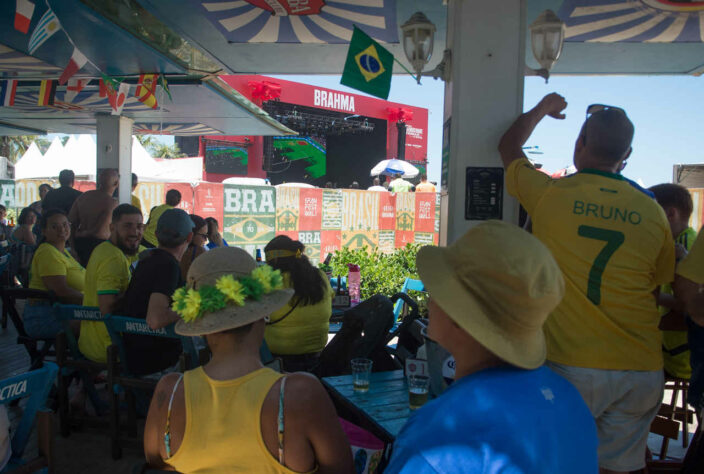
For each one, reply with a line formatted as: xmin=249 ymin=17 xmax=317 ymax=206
xmin=172 ymin=247 xmax=294 ymax=336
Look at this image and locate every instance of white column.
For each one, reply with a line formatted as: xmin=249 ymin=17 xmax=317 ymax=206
xmin=441 ymin=0 xmax=525 ymax=244
xmin=96 ymin=115 xmax=133 ymax=204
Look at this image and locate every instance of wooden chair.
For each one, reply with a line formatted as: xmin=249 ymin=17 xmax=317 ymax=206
xmin=0 ymin=254 xmax=12 ymax=329
xmin=103 ymin=314 xmax=200 ymax=459
xmin=659 ymin=376 xmax=697 ymax=458
xmin=0 ymin=286 xmax=56 ymax=371
xmin=53 ymin=304 xmax=110 ymax=438
xmin=0 ymin=362 xmax=58 ymax=474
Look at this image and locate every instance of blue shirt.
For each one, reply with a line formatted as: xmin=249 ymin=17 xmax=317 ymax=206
xmin=206 ymin=239 xmax=229 ymax=250
xmin=386 ymin=366 xmax=598 ymax=474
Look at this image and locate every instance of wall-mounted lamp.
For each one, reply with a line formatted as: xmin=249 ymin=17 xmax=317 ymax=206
xmin=527 ymin=10 xmax=566 ymax=83
xmin=401 ymin=11 xmax=451 ymax=84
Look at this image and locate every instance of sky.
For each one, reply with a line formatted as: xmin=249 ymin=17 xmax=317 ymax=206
xmin=273 ymin=73 xmax=704 ymax=188
xmin=49 ymin=73 xmax=704 ymax=188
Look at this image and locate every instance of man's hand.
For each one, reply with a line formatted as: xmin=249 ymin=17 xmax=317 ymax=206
xmin=537 ymin=93 xmax=567 ymax=120
xmin=498 ymin=93 xmax=568 ymax=168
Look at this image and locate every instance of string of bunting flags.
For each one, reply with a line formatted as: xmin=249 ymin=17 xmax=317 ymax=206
xmin=6 ymin=1 xmax=172 ymax=114
xmin=0 ymin=73 xmax=172 ymax=113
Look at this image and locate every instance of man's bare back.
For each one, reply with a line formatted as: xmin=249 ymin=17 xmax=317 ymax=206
xmin=69 ymin=190 xmax=117 ymax=240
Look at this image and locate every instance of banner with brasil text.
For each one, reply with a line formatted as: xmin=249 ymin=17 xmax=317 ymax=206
xmin=222 ymin=184 xmax=277 ymax=258
xmin=12 ymin=179 xmax=439 ymax=261
xmin=273 ymin=187 xmax=439 ymax=262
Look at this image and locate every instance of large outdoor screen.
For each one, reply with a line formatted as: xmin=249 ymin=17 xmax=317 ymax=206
xmin=204 ymin=140 xmax=249 ymax=175
xmin=271 ymin=136 xmax=326 ymax=180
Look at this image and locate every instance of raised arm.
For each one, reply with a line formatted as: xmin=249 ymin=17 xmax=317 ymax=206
xmin=498 ymin=93 xmax=567 ymax=169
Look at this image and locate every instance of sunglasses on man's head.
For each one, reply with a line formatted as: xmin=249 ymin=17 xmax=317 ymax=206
xmin=586 ymin=104 xmax=626 ymax=118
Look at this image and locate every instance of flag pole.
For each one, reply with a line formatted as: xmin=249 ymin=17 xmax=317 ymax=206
xmin=394 ymin=58 xmax=420 ymax=84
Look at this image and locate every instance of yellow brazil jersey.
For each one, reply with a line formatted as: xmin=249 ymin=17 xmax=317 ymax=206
xmin=677 ymin=228 xmax=704 ymax=284
xmin=506 ymin=158 xmax=675 ymax=371
xmin=78 ymin=241 xmax=132 ymax=363
xmin=29 ymin=243 xmax=85 ymax=293
xmin=131 ymin=194 xmax=143 ymax=214
xmin=264 ymin=270 xmax=333 ymax=355
xmin=142 ymin=204 xmax=173 ymax=247
xmin=661 ymin=227 xmax=698 ymax=379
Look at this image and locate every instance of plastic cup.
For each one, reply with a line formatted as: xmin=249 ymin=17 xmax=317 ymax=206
xmin=351 ymin=358 xmax=373 ymax=392
xmin=408 ymin=375 xmax=430 ymax=410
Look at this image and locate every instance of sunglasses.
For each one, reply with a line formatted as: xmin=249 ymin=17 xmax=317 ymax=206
xmin=585 ymin=104 xmax=626 ymax=118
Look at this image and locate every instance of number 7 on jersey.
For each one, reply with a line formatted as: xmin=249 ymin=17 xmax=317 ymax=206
xmin=577 ymin=225 xmax=625 ymax=305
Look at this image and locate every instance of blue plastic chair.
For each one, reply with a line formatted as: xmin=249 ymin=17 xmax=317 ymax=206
xmin=104 ymin=315 xmax=199 ymax=374
xmin=52 ymin=304 xmax=110 ymax=436
xmin=392 ymin=278 xmax=425 ymax=320
xmin=0 ymin=362 xmax=58 ymax=473
xmin=103 ymin=314 xmax=201 ymax=459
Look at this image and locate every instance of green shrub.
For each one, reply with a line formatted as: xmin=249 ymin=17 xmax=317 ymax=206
xmin=324 ymin=244 xmax=428 ymax=317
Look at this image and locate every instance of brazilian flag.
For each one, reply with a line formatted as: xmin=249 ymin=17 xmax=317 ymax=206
xmin=341 ymin=26 xmax=393 ymax=99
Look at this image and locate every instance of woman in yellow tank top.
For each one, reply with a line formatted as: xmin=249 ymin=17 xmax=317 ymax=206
xmin=143 ymin=247 xmax=354 ymax=474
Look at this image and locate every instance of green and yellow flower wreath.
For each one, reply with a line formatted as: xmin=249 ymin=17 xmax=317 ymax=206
xmin=171 ymin=265 xmax=284 ymax=323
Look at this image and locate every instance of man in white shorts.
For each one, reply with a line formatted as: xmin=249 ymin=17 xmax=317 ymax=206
xmin=499 ymin=93 xmax=675 ymax=473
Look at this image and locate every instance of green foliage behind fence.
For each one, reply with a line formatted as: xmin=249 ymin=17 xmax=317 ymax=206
xmin=326 ymin=244 xmax=428 ymax=316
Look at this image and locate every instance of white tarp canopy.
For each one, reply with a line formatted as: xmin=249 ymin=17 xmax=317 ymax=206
xmin=14 ymin=142 xmax=43 ymax=179
xmin=14 ymin=136 xmax=203 ymax=182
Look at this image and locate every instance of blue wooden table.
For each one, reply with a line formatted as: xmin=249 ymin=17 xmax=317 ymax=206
xmin=322 ymin=370 xmax=410 ymax=442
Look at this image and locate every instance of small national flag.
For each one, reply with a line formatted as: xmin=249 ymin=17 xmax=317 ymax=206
xmin=0 ymin=80 xmax=17 ymax=106
xmin=135 ymin=74 xmax=158 ymax=109
xmin=99 ymin=74 xmax=118 ymax=98
xmin=38 ymin=79 xmax=56 ymax=106
xmin=14 ymin=0 xmax=35 ymax=34
xmin=341 ymin=26 xmax=393 ymax=100
xmin=158 ymin=74 xmax=172 ymax=102
xmin=59 ymin=47 xmax=88 ymax=85
xmin=110 ymin=82 xmax=130 ymax=115
xmin=28 ymin=7 xmax=61 ymax=54
xmin=64 ymin=78 xmax=86 ymax=103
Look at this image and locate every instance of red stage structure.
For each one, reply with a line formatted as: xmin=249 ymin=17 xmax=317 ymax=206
xmin=194 ymin=75 xmax=429 ymax=187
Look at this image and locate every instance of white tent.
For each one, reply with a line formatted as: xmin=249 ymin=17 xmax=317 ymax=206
xmin=14 ymin=136 xmax=202 ymax=182
xmin=70 ymin=135 xmax=98 ymax=177
xmin=41 ymin=137 xmax=65 ymax=178
xmin=149 ymin=157 xmax=203 ymax=182
xmin=14 ymin=142 xmax=44 ymax=179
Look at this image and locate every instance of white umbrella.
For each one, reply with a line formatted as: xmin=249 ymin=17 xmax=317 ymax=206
xmin=370 ymin=159 xmax=419 ymax=178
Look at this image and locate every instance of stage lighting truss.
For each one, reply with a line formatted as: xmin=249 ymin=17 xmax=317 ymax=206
xmin=264 ymin=101 xmax=375 ymax=137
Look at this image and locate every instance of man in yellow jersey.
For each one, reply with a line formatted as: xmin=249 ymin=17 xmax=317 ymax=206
xmin=131 ymin=173 xmax=142 ymax=213
xmin=649 ymin=183 xmax=698 ymax=379
xmin=499 ymin=94 xmax=675 ymax=474
xmin=675 ymin=230 xmax=704 ymax=402
xmin=141 ymin=189 xmax=180 ymax=248
xmin=674 ymin=230 xmax=704 ymax=469
xmin=78 ymin=204 xmax=144 ymax=363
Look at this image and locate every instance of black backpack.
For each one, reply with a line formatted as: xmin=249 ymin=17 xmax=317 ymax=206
xmin=317 ymin=294 xmax=399 ymax=377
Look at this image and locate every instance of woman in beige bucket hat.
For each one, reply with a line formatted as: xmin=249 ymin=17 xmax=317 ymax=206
xmin=386 ymin=220 xmax=599 ymax=474
xmin=143 ymin=247 xmax=353 ymax=473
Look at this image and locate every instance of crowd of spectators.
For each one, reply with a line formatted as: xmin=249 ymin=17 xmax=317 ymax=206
xmin=4 ymin=104 xmax=703 ymax=473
